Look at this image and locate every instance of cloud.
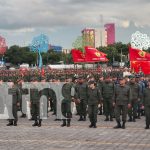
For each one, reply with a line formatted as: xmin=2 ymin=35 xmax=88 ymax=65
xmin=0 ymin=0 xmax=150 ymax=48
xmin=0 ymin=0 xmax=149 ymax=31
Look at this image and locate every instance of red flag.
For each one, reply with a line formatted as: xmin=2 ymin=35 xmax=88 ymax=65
xmin=85 ymin=46 xmax=107 ymax=56
xmin=129 ymin=47 xmax=150 ymax=61
xmin=131 ymin=61 xmax=150 ymax=74
xmin=85 ymin=46 xmax=108 ymax=62
xmin=71 ymin=49 xmax=85 ymax=63
xmin=41 ymin=68 xmax=45 ymax=77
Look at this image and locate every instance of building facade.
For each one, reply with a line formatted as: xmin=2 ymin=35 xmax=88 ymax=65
xmin=104 ymin=23 xmax=115 ymax=45
xmin=81 ymin=28 xmax=107 ymax=48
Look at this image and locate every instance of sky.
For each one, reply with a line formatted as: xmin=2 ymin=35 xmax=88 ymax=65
xmin=0 ymin=0 xmax=150 ymax=49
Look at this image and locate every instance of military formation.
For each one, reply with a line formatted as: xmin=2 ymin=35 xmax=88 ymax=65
xmin=0 ymin=67 xmax=150 ymax=130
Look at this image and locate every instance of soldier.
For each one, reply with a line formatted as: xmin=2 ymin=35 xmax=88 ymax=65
xmin=61 ymin=76 xmax=74 ymax=127
xmin=113 ymin=77 xmax=132 ymax=129
xmin=75 ymin=75 xmax=88 ymax=121
xmin=102 ymin=76 xmax=115 ymax=121
xmin=87 ymin=81 xmax=102 ymax=128
xmin=7 ymin=81 xmax=20 ymax=126
xmin=136 ymin=75 xmax=145 ymax=119
xmin=30 ymin=78 xmax=42 ymax=127
xmin=128 ymin=76 xmax=141 ymax=122
xmin=143 ymin=79 xmax=150 ymax=129
xmin=18 ymin=79 xmax=27 ymax=118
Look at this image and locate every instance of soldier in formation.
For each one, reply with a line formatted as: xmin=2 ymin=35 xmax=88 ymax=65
xmin=87 ymin=80 xmax=102 ymax=128
xmin=113 ymin=77 xmax=132 ymax=129
xmin=0 ymin=67 xmax=149 ymax=129
xmin=7 ymin=81 xmax=20 ymax=126
xmin=61 ymin=76 xmax=74 ymax=127
xmin=75 ymin=76 xmax=88 ymax=121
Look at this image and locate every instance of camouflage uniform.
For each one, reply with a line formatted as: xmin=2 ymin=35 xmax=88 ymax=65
xmin=7 ymin=83 xmax=20 ymax=126
xmin=61 ymin=82 xmax=74 ymax=127
xmin=88 ymin=81 xmax=102 ymax=128
xmin=113 ymin=82 xmax=132 ymax=129
xmin=30 ymin=83 xmax=41 ymax=127
xmin=75 ymin=81 xmax=88 ymax=121
xmin=102 ymin=80 xmax=115 ymax=121
xmin=128 ymin=80 xmax=141 ymax=122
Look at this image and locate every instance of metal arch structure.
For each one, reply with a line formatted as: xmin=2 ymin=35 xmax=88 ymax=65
xmin=30 ymin=34 xmax=49 ymax=68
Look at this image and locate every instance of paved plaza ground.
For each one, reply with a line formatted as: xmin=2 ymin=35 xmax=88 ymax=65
xmin=0 ymin=113 xmax=150 ymax=150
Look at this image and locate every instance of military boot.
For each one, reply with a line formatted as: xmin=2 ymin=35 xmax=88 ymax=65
xmin=145 ymin=124 xmax=149 ymax=129
xmin=14 ymin=121 xmax=17 ymax=126
xmin=61 ymin=119 xmax=66 ymax=127
xmin=93 ymin=122 xmax=97 ymax=128
xmin=7 ymin=120 xmax=13 ymax=126
xmin=114 ymin=121 xmax=121 ymax=129
xmin=67 ymin=119 xmax=71 ymax=127
xmin=32 ymin=120 xmax=38 ymax=126
xmin=122 ymin=122 xmax=126 ymax=129
xmin=89 ymin=123 xmax=93 ymax=128
xmin=38 ymin=119 xmax=42 ymax=127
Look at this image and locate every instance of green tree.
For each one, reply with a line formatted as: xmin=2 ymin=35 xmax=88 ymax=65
xmin=42 ymin=50 xmax=62 ymax=64
xmin=97 ymin=42 xmax=129 ymax=63
xmin=5 ymin=45 xmax=36 ymax=65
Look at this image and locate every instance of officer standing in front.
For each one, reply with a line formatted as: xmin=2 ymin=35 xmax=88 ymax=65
xmin=87 ymin=81 xmax=102 ymax=128
xmin=75 ymin=76 xmax=88 ymax=121
xmin=30 ymin=78 xmax=41 ymax=127
xmin=102 ymin=76 xmax=115 ymax=121
xmin=61 ymin=76 xmax=74 ymax=127
xmin=113 ymin=77 xmax=132 ymax=129
xmin=7 ymin=81 xmax=20 ymax=126
xmin=128 ymin=76 xmax=141 ymax=122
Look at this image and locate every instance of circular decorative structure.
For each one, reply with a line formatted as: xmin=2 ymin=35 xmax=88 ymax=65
xmin=30 ymin=34 xmax=49 ymax=68
xmin=131 ymin=31 xmax=150 ymax=50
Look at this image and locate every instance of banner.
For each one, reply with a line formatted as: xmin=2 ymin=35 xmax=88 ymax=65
xmin=71 ymin=49 xmax=85 ymax=63
xmin=71 ymin=47 xmax=108 ymax=63
xmin=129 ymin=47 xmax=150 ymax=74
xmin=131 ymin=61 xmax=150 ymax=74
xmin=85 ymin=46 xmax=108 ymax=62
xmin=129 ymin=47 xmax=150 ymax=61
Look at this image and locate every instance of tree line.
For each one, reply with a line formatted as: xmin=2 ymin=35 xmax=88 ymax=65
xmin=0 ymin=42 xmax=136 ymax=66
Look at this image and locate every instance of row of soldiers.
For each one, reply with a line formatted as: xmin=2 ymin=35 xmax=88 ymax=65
xmin=1 ymin=70 xmax=150 ymax=129
xmin=76 ymin=74 xmax=149 ymax=129
xmin=0 ymin=66 xmax=126 ymax=83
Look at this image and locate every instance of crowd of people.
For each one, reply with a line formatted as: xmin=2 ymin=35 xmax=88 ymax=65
xmin=0 ymin=66 xmax=149 ymax=130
